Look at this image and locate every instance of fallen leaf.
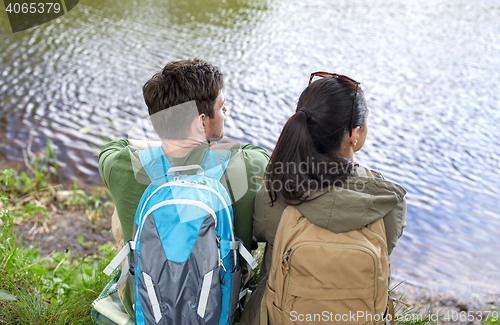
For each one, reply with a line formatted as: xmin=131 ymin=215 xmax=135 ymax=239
xmin=0 ymin=290 xmax=16 ymax=301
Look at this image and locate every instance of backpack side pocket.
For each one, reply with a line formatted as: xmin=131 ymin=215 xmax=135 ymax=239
xmin=228 ymin=261 xmax=241 ymax=323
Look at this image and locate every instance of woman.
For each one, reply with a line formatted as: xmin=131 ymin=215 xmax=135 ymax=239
xmin=240 ymin=73 xmax=407 ymax=324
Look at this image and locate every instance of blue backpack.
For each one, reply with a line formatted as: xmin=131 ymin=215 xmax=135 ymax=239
xmin=104 ymin=146 xmax=257 ymax=325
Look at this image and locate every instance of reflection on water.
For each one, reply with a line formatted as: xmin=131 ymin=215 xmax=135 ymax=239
xmin=1 ymin=0 xmax=499 ymax=295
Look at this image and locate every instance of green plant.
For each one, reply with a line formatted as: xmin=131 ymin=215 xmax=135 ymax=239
xmin=59 ymin=182 xmax=114 ymax=220
xmin=0 ymin=289 xmax=16 ymax=301
xmin=0 ymin=139 xmax=113 ymax=221
xmin=22 ymin=202 xmax=47 ymax=219
xmin=21 ymin=171 xmax=34 ymax=193
xmin=1 ymin=168 xmax=20 ymax=193
xmin=389 ymin=284 xmax=440 ymax=325
xmin=248 ymin=242 xmax=265 ymax=287
xmin=483 ymin=307 xmax=499 ymax=324
xmin=1 ymin=139 xmax=58 ymax=199
xmin=88 ymin=188 xmax=114 ymax=220
xmin=0 ymin=207 xmax=115 ymax=324
xmin=0 ymin=138 xmax=118 ymax=323
xmin=70 ymin=181 xmax=88 ymax=207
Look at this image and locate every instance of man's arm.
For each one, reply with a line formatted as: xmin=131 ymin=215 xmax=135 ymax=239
xmin=99 ymin=138 xmax=152 ymax=185
xmin=99 ymin=138 xmax=131 ymax=188
xmin=228 ymin=143 xmax=270 ymax=250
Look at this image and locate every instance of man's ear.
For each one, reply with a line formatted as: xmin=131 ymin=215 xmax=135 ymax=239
xmin=199 ymin=114 xmax=206 ymax=130
xmin=190 ymin=114 xmax=205 ymax=135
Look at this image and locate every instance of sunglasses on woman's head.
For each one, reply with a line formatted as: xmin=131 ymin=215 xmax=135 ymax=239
xmin=308 ymin=72 xmax=360 ymax=137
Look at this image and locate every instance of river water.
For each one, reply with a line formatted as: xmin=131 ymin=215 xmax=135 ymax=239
xmin=1 ymin=0 xmax=499 ymax=296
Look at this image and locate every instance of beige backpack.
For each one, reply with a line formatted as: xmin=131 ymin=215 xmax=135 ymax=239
xmin=261 ymin=206 xmax=391 ymax=325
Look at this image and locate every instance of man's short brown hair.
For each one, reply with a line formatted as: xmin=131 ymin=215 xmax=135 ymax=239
xmin=143 ymin=58 xmax=224 ymax=119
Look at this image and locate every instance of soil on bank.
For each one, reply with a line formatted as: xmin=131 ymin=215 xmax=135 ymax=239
xmin=13 ymin=205 xmax=115 ymax=257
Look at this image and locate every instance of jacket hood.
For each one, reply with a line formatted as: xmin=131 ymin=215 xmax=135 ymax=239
xmin=294 ymin=165 xmax=406 ymax=233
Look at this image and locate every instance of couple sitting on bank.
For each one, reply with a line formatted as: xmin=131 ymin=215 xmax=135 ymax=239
xmin=97 ymin=58 xmax=406 ymax=325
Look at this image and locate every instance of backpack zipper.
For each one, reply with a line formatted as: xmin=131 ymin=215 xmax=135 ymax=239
xmin=135 ymin=179 xmax=237 ymax=262
xmin=277 ymin=217 xmax=308 ymax=267
xmin=364 ymin=226 xmax=388 ymax=255
xmin=280 ymin=242 xmax=379 ymax=311
xmin=135 ymin=199 xmax=223 ymax=270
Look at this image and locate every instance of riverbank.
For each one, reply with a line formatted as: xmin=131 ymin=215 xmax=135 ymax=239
xmin=0 ymin=141 xmax=115 ymax=256
xmin=11 ymin=203 xmax=114 ymax=257
xmin=0 ymin=144 xmax=117 ymax=323
xmin=391 ymin=277 xmax=499 ymax=325
xmin=0 ymin=204 xmax=115 ymax=324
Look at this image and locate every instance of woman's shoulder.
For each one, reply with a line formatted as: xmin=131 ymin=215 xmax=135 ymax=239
xmin=352 ymin=164 xmax=406 ymax=199
xmin=353 ymin=164 xmax=385 ymax=180
xmin=255 ymin=184 xmax=271 ymax=203
xmin=254 ymin=185 xmax=288 ymax=215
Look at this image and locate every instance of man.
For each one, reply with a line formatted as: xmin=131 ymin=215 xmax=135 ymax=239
xmin=98 ymin=58 xmax=270 ymax=319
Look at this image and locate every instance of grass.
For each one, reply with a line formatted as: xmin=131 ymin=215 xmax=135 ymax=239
xmin=0 ymin=203 xmax=116 ymax=324
xmin=0 ymin=140 xmax=113 ymax=223
xmin=248 ymin=242 xmax=265 ymax=287
xmin=57 ymin=181 xmax=114 ymax=220
xmin=484 ymin=307 xmax=499 ymax=324
xmin=391 ymin=297 xmax=439 ymax=324
xmin=0 ymin=140 xmax=116 ymax=324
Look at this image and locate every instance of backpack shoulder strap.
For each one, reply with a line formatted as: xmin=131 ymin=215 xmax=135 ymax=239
xmin=138 ymin=146 xmax=173 ymax=184
xmin=139 ymin=146 xmax=231 ymax=183
xmin=200 ymin=149 xmax=231 ymax=180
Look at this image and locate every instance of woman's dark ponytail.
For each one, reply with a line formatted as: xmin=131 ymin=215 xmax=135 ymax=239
xmin=266 ymin=109 xmax=312 ymax=204
xmin=266 ymin=77 xmax=365 ymax=205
